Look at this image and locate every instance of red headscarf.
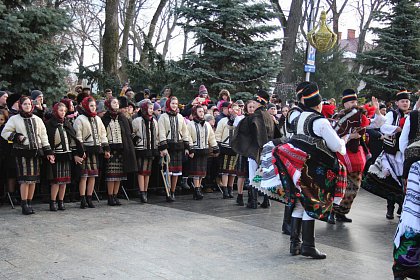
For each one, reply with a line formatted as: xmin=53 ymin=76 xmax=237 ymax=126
xmin=140 ymin=100 xmax=153 ymax=119
xmin=53 ymin=102 xmax=66 ymax=123
xmin=81 ymin=96 xmax=97 ymax=118
xmin=104 ymin=97 xmax=118 ymax=119
xmin=165 ymin=96 xmax=178 ymax=115
xmin=18 ymin=96 xmax=34 ymax=118
xmin=60 ymin=98 xmax=74 ymax=113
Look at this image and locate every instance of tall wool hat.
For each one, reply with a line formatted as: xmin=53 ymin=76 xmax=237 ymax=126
xmin=30 ymin=90 xmax=43 ymax=100
xmin=396 ymin=89 xmax=410 ymax=101
xmin=342 ymin=89 xmax=357 ymax=104
xmin=296 ymin=81 xmax=311 ymax=100
xmin=7 ymin=93 xmax=22 ymax=109
xmin=118 ymin=96 xmax=129 ymax=108
xmin=301 ymin=82 xmax=322 ymax=108
xmin=253 ymin=89 xmax=270 ymax=106
xmin=199 ymin=85 xmax=208 ymax=95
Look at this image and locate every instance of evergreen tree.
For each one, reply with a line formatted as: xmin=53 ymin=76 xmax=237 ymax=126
xmin=358 ymin=0 xmax=420 ymax=101
xmin=0 ymin=1 xmax=71 ymax=99
xmin=280 ymin=44 xmax=356 ymax=102
xmin=177 ymin=0 xmax=280 ymax=95
xmin=312 ymin=47 xmax=357 ymax=100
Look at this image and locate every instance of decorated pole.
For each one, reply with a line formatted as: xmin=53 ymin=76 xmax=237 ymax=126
xmin=304 ymin=10 xmax=337 ymax=81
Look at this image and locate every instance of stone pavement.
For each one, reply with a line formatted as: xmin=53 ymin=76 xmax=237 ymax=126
xmin=0 ymin=188 xmax=397 ymax=280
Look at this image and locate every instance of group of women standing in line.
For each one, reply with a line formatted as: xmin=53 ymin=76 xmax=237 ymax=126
xmin=0 ymin=93 xmax=221 ymax=215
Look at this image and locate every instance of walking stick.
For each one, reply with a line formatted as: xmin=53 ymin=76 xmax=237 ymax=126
xmin=160 ymin=154 xmax=171 ymax=197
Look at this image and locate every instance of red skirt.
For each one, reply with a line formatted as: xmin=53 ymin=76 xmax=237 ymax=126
xmin=337 ymin=146 xmax=366 ymax=173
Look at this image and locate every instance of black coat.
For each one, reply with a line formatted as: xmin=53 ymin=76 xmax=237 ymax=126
xmin=232 ymin=107 xmax=281 ymax=162
xmin=102 ymin=112 xmax=138 ymax=173
xmin=45 ymin=116 xmax=84 ymax=158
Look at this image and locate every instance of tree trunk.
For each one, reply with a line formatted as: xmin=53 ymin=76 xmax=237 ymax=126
xmin=103 ymin=0 xmax=119 ymax=77
xmin=78 ymin=40 xmax=85 ymax=84
xmin=119 ymin=0 xmax=136 ymax=60
xmin=119 ymin=0 xmax=136 ymax=81
xmin=182 ymin=28 xmax=188 ymax=59
xmin=140 ymin=0 xmax=169 ymax=64
xmin=163 ymin=0 xmax=184 ymax=60
xmin=276 ymin=0 xmax=304 ymax=84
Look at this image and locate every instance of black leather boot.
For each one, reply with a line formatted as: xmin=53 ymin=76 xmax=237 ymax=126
xmin=86 ymin=195 xmax=95 ymax=208
xmin=113 ymin=195 xmax=121 ymax=206
xmin=236 ymin=194 xmax=244 ymax=206
xmin=336 ymin=213 xmax=352 ymax=223
xmin=21 ymin=200 xmax=31 ymax=215
xmin=227 ymin=187 xmax=234 ymax=198
xmin=108 ymin=195 xmax=116 ymax=206
xmin=49 ymin=200 xmax=58 ymax=211
xmin=282 ymin=205 xmax=292 ymax=235
xmin=57 ymin=200 xmax=66 ymax=211
xmin=260 ymin=195 xmax=271 ymax=208
xmin=386 ymin=200 xmax=395 ymax=219
xmin=289 ymin=217 xmax=302 ymax=255
xmin=80 ymin=195 xmax=87 ymax=209
xmin=301 ymin=220 xmax=326 ymax=259
xmin=140 ymin=191 xmax=148 ymax=203
xmin=27 ymin=199 xmax=35 ymax=214
xmin=396 ymin=203 xmax=402 ymax=216
xmin=221 ymin=186 xmax=229 ymax=199
xmin=166 ymin=191 xmax=175 ymax=202
xmin=193 ymin=187 xmax=204 ymax=200
xmin=246 ymin=187 xmax=258 ymax=209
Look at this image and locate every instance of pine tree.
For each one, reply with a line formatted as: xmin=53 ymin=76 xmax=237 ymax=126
xmin=176 ymin=0 xmax=280 ymax=95
xmin=0 ymin=1 xmax=71 ymax=99
xmin=358 ymin=0 xmax=420 ymax=101
xmin=312 ymin=47 xmax=357 ymax=100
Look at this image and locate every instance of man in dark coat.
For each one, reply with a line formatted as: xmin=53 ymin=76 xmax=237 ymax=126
xmin=232 ymin=89 xmax=281 ymax=209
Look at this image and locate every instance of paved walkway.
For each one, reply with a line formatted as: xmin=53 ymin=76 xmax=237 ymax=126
xmin=0 ymin=189 xmax=397 ymax=279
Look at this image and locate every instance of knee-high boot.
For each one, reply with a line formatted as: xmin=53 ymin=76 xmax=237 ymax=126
xmin=386 ymin=199 xmax=395 ymax=219
xmin=289 ymin=217 xmax=302 ymax=255
xmin=301 ymin=220 xmax=326 ymax=259
xmin=282 ymin=205 xmax=293 ymax=235
xmin=246 ymin=187 xmax=258 ymax=209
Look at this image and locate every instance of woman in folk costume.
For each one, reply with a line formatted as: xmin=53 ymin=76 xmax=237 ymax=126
xmin=132 ymin=99 xmax=159 ymax=203
xmin=1 ymin=96 xmax=55 ymax=215
xmin=393 ymin=97 xmax=420 ymax=280
xmin=215 ymin=103 xmax=241 ymax=199
xmin=45 ymin=102 xmax=84 ymax=211
xmin=187 ymin=105 xmax=219 ymax=200
xmin=328 ymin=89 xmax=371 ymax=223
xmin=74 ymin=96 xmax=110 ymax=209
xmin=158 ymin=96 xmax=192 ymax=202
xmin=102 ymin=97 xmax=138 ymax=206
xmin=272 ymin=83 xmax=347 ymax=259
xmin=364 ymin=90 xmax=411 ymax=219
xmin=60 ymin=98 xmax=78 ymax=126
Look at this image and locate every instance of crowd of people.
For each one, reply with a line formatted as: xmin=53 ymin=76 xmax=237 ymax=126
xmin=0 ymin=82 xmax=419 ymax=279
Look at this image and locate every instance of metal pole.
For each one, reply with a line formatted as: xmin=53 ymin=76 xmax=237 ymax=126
xmin=305 ymin=1 xmax=316 ymax=82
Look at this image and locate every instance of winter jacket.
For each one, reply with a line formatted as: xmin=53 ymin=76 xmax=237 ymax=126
xmin=1 ymin=114 xmax=52 ymax=157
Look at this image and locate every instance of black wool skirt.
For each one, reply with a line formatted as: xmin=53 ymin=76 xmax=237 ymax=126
xmin=15 ymin=156 xmax=40 ymax=184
